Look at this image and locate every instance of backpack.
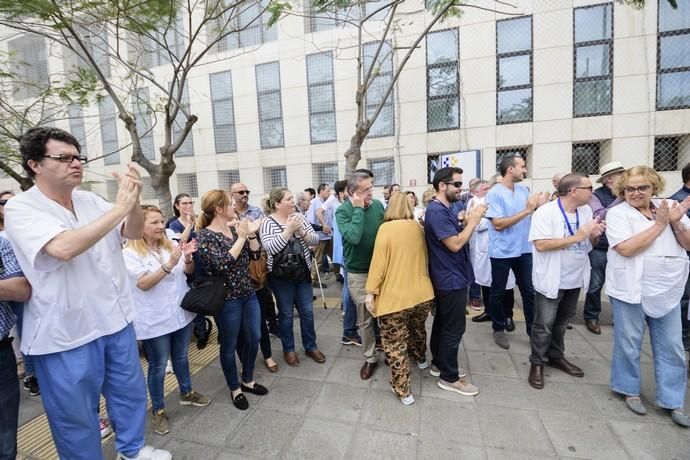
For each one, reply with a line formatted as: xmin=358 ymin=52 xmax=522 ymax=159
xmin=268 ymin=217 xmax=310 ymax=282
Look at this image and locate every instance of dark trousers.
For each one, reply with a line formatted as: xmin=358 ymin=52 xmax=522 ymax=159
xmin=681 ymin=270 xmax=690 ymax=351
xmin=489 ymin=254 xmax=535 ymax=334
xmin=430 ymin=288 xmax=468 ymax=383
xmin=529 ymin=289 xmax=580 ymax=365
xmin=0 ymin=339 xmax=19 ymax=460
xmin=481 ymin=286 xmax=514 ymax=318
xmin=469 ymin=282 xmax=481 ymax=301
xmin=584 ymin=248 xmax=607 ymax=321
xmin=254 ymin=286 xmax=278 ymax=359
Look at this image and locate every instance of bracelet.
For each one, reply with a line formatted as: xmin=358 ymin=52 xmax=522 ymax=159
xmin=248 ymin=235 xmax=257 ymax=240
xmin=161 ymin=264 xmax=172 ymax=274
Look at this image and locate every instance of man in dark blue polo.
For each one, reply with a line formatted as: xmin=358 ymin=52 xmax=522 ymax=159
xmin=424 ymin=167 xmax=485 ymax=396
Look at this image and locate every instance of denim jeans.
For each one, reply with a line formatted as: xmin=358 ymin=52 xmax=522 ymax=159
xmin=268 ymin=277 xmax=318 ymax=353
xmin=141 ymin=323 xmax=194 ymax=412
xmin=341 ymin=270 xmax=359 ymax=338
xmin=430 ymin=288 xmax=467 ymax=383
xmin=9 ymin=301 xmax=33 ymax=375
xmin=215 ymin=294 xmax=261 ymax=391
xmin=610 ymin=297 xmax=688 ymax=409
xmin=680 ymin=269 xmax=690 ymax=350
xmin=469 ymin=282 xmax=481 ymax=301
xmin=0 ymin=340 xmax=19 ymax=460
xmin=584 ymin=248 xmax=607 ymax=321
xmin=489 ymin=254 xmax=535 ymax=334
xmin=530 ymin=289 xmax=580 ymax=365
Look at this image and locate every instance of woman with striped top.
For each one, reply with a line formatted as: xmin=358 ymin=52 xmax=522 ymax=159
xmin=260 ymin=187 xmax=326 ymax=367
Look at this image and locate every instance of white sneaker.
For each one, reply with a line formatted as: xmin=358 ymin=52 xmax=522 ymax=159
xmin=438 ymin=378 xmax=479 ymax=396
xmin=400 ymin=394 xmax=416 ymax=406
xmin=429 ymin=364 xmax=440 ymax=377
xmin=165 ymin=360 xmax=173 ymax=374
xmin=117 ymin=446 xmax=172 ymax=460
xmin=417 ymin=360 xmax=429 ymax=370
xmin=99 ymin=418 xmax=112 ymax=439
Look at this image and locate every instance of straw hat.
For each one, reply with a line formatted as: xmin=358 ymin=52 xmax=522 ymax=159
xmin=596 ymin=161 xmax=625 ymax=183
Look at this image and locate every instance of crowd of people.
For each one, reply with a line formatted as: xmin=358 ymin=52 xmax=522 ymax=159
xmin=1 ymin=126 xmax=690 ymax=460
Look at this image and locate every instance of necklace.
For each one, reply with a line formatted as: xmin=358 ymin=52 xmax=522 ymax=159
xmin=147 ymin=244 xmax=166 ymax=266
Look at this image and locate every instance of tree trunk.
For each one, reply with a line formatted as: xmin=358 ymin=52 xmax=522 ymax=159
xmin=344 ymin=121 xmax=370 ymax=176
xmin=0 ymin=160 xmax=33 ymax=191
xmin=151 ymin=171 xmax=174 ymax=218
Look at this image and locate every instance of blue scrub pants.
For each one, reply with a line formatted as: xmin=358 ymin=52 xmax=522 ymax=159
xmin=33 ymin=323 xmax=147 ymax=459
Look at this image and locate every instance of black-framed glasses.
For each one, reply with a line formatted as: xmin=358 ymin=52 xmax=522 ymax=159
xmin=444 ymin=181 xmax=463 ymax=189
xmin=43 ymin=154 xmax=88 ymax=164
xmin=234 ymin=190 xmax=250 ymax=196
xmin=574 ymin=186 xmax=593 ymax=191
xmin=623 ymin=185 xmax=652 ymax=194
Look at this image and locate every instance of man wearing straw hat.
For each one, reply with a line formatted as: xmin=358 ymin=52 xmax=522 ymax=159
xmin=583 ymin=161 xmax=625 ymax=334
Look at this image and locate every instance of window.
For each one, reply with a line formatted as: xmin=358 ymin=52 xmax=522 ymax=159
xmin=171 ymin=82 xmax=194 ymax=157
xmin=217 ymin=169 xmax=241 ymax=190
xmin=363 ymin=41 xmax=394 ymax=137
xmin=213 ymin=0 xmax=277 ymax=52
xmin=427 ymin=154 xmax=440 ymax=184
xmin=573 ymin=3 xmax=613 ymax=117
xmin=495 ymin=147 xmax=528 ymax=172
xmin=8 ymin=35 xmax=48 ymax=99
xmin=426 ymin=29 xmax=459 ymax=131
xmin=263 ymin=166 xmax=287 ymax=192
xmin=496 ymin=16 xmax=533 ymax=124
xmin=367 ymin=158 xmax=394 ymax=187
xmin=653 ymin=136 xmax=687 ymax=171
xmin=177 ymin=173 xmax=199 ymax=197
xmin=132 ymin=88 xmax=155 ymax=160
xmin=68 ymin=104 xmax=88 ymax=159
xmin=63 ymin=23 xmax=111 ymax=78
xmin=305 ymin=4 xmax=339 ymax=33
xmin=572 ymin=143 xmax=600 ymax=176
xmin=209 ymin=71 xmax=237 ymax=153
xmin=312 ymin=162 xmax=339 ymax=187
xmin=307 ymin=52 xmax=337 ymax=144
xmin=140 ymin=176 xmax=156 ymax=200
xmin=129 ymin=15 xmax=185 ymax=67
xmin=106 ymin=179 xmax=118 ymax=202
xmin=99 ymin=96 xmax=120 ymax=165
xmin=256 ymin=62 xmax=285 ymax=149
xmin=657 ymin=1 xmax=690 ymax=109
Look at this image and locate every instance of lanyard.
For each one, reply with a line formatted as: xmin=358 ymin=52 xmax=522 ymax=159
xmin=557 ymin=199 xmax=579 ymax=236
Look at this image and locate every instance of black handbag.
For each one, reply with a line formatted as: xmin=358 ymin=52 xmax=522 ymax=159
xmin=180 ymin=275 xmax=226 ymax=316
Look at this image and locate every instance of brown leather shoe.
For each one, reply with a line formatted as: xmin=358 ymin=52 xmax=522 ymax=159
xmin=284 ymin=351 xmax=300 ymax=367
xmin=547 ymin=357 xmax=584 ymax=377
xmin=585 ymin=319 xmax=601 ymax=335
xmin=528 ymin=364 xmax=544 ymax=389
xmin=305 ymin=349 xmax=326 ymax=364
xmin=360 ymin=361 xmax=378 ymax=380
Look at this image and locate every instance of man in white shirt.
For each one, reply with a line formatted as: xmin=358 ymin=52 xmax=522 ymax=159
xmin=527 ymin=173 xmax=605 ymax=389
xmin=5 ymin=127 xmax=170 ymax=460
xmin=307 ymin=183 xmax=332 ymax=287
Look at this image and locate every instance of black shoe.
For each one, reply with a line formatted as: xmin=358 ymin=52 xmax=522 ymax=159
xmin=505 ymin=318 xmax=515 ymax=332
xmin=472 ymin=311 xmax=491 ymax=323
xmin=241 ymin=382 xmax=269 ymax=396
xmin=23 ymin=376 xmax=40 ymax=396
xmin=336 ymin=274 xmax=344 ymax=284
xmin=197 ymin=337 xmax=208 ymax=350
xmin=232 ymin=392 xmax=249 ymax=410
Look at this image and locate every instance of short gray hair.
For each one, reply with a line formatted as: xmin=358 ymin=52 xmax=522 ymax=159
xmin=295 ymin=191 xmax=307 ymax=203
xmin=347 ymin=172 xmax=372 ymax=195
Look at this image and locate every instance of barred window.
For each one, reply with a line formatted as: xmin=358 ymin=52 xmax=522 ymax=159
xmin=305 ymin=4 xmax=339 ymax=33
xmin=256 ymin=62 xmax=285 ymax=149
xmin=217 ymin=169 xmax=241 ymax=190
xmin=363 ymin=41 xmax=394 ymax=138
xmin=210 ymin=71 xmax=238 ymax=153
xmin=657 ymin=1 xmax=690 ymax=110
xmin=427 ymin=154 xmax=440 ymax=184
xmin=213 ymin=0 xmax=277 ymax=52
xmin=140 ymin=176 xmax=156 ymax=200
xmin=496 ymin=16 xmax=533 ymax=124
xmin=132 ymin=88 xmax=155 ymax=160
xmin=312 ymin=162 xmax=339 ymax=187
xmin=128 ymin=15 xmax=185 ymax=68
xmin=8 ymin=35 xmax=48 ymax=99
xmin=495 ymin=147 xmax=528 ymax=173
xmin=171 ymin=82 xmax=194 ymax=157
xmin=653 ymin=136 xmax=690 ymax=172
xmin=177 ymin=173 xmax=199 ymax=197
xmin=68 ymin=104 xmax=88 ymax=159
xmin=263 ymin=166 xmax=287 ymax=193
xmin=63 ymin=23 xmax=111 ymax=78
xmin=574 ymin=3 xmax=613 ymax=117
xmin=572 ymin=142 xmax=601 ymax=176
xmin=99 ymin=96 xmax=120 ymax=166
xmin=367 ymin=158 xmax=394 ymax=187
xmin=307 ymin=52 xmax=337 ymax=144
xmin=426 ymin=29 xmax=459 ymax=132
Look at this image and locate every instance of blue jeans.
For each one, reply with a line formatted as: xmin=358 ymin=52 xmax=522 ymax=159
xmin=268 ymin=276 xmax=318 ymax=353
xmin=584 ymin=248 xmax=607 ymax=321
xmin=489 ymin=254 xmax=535 ymax=334
xmin=0 ymin=339 xmax=19 ymax=460
xmin=469 ymin=282 xmax=481 ymax=301
xmin=33 ymin=323 xmax=146 ymax=459
xmin=610 ymin=297 xmax=687 ymax=409
xmin=9 ymin=302 xmax=34 ymax=375
xmin=141 ymin=323 xmax=194 ymax=412
xmin=341 ymin=270 xmax=359 ymax=338
xmin=215 ymin=294 xmax=261 ymax=391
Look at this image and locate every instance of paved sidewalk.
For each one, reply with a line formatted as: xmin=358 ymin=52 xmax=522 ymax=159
xmin=17 ymin=288 xmax=690 ymax=459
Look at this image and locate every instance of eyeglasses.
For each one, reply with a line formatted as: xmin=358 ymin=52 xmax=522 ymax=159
xmin=574 ymin=186 xmax=593 ymax=191
xmin=623 ymin=185 xmax=652 ymax=194
xmin=0 ymin=200 xmax=7 ymax=206
xmin=234 ymin=190 xmax=250 ymax=196
xmin=43 ymin=154 xmax=88 ymax=164
xmin=443 ymin=181 xmax=463 ymax=189
xmin=178 ymin=201 xmax=193 ymax=206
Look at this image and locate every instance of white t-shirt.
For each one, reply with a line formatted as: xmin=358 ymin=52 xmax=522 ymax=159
xmin=4 ymin=187 xmax=135 ymax=355
xmin=529 ymin=200 xmax=592 ymax=299
xmin=123 ymin=245 xmax=194 ymax=340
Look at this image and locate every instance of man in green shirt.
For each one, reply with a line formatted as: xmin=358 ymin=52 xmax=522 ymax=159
xmin=336 ymin=172 xmax=385 ymax=380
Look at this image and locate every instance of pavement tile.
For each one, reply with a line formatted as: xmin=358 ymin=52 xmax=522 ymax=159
xmin=316 ymin=334 xmax=345 ymax=358
xmin=360 ymin=389 xmax=421 ymax=435
xmin=225 ymin=408 xmax=301 ymax=458
xmin=307 ymin=383 xmax=367 ymax=423
xmin=283 ymin=418 xmax=354 ymax=460
xmin=420 ymin=372 xmax=481 ymax=403
xmin=175 ymin=401 xmax=248 ymax=447
xmin=419 ymin=396 xmax=482 ymax=446
xmin=258 ymin=376 xmax=321 ymax=415
xmin=348 ymin=428 xmax=418 ymax=460
xmin=477 ymin=405 xmax=556 ymax=456
xmin=325 ymin=357 xmax=373 ymax=388
xmin=210 ymin=374 xmax=277 ymax=408
xmin=580 ymin=384 xmax=669 ymax=423
xmin=563 ymin=338 xmax=607 ymax=361
xmin=418 ymin=438 xmax=486 ymax=460
xmin=466 ymin=351 xmax=519 ymax=378
xmin=473 ymin=374 xmax=534 ymax=411
xmin=280 ymin=352 xmax=334 ymax=382
xmin=369 ymin=365 xmax=422 ymax=395
xmin=485 ymin=447 xmax=557 ymax=460
xmin=525 ymin=381 xmax=599 ymax=415
xmin=154 ymin=437 xmax=221 ymax=460
xmin=511 ymin=354 xmax=579 ymax=383
xmin=608 ymin=419 xmax=690 ymax=459
xmin=539 ymin=410 xmax=628 ymax=459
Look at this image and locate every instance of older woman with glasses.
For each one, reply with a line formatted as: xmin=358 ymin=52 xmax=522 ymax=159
xmin=605 ymin=165 xmax=690 ymax=427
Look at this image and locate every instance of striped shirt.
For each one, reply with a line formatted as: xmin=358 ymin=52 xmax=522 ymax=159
xmin=260 ymin=214 xmax=319 ymax=272
xmin=0 ymin=236 xmax=23 ymax=339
